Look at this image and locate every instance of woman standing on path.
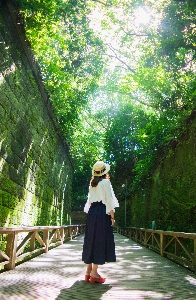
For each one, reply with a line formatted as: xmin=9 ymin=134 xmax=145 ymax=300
xmin=82 ymin=161 xmax=119 ymax=284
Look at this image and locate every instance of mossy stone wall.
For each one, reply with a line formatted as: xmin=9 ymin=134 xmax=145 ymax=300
xmin=131 ymin=112 xmax=196 ymax=233
xmin=0 ymin=1 xmax=73 ymax=227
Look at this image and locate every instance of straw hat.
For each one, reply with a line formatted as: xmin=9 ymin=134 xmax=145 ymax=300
xmin=92 ymin=161 xmax=110 ymax=177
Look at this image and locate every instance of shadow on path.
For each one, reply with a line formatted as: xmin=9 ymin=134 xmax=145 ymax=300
xmin=56 ymin=280 xmax=111 ymax=300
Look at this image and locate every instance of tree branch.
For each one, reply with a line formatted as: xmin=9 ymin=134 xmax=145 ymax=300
xmin=107 ymin=43 xmax=135 ymax=73
xmin=91 ymin=0 xmax=108 ymax=6
xmin=121 ymin=27 xmax=151 ymax=37
xmin=84 ymin=114 xmax=108 ymax=131
xmin=106 ymin=89 xmax=153 ymax=107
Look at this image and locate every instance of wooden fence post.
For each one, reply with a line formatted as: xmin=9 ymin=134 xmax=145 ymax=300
xmin=193 ymin=238 xmax=196 ymax=273
xmin=43 ymin=230 xmax=49 ymax=253
xmin=30 ymin=232 xmax=36 ymax=251
xmin=69 ymin=226 xmax=73 ymax=240
xmin=160 ymin=232 xmax=166 ymax=257
xmin=5 ymin=232 xmax=18 ymax=270
xmin=144 ymin=231 xmax=147 ymax=247
xmin=60 ymin=227 xmax=65 ymax=243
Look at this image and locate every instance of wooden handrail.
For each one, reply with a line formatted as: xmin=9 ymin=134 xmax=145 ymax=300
xmin=118 ymin=227 xmax=196 ymax=273
xmin=0 ymin=225 xmax=85 ymax=271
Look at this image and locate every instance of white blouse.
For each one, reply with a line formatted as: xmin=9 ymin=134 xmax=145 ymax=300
xmin=84 ymin=179 xmax=119 ymax=214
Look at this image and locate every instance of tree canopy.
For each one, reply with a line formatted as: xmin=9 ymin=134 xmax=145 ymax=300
xmin=17 ymin=0 xmax=196 ymax=215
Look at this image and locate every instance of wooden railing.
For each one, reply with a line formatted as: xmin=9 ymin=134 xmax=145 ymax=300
xmin=0 ymin=225 xmax=85 ymax=271
xmin=118 ymin=227 xmax=196 ymax=273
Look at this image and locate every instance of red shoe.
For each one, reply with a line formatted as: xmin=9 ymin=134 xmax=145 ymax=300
xmin=90 ymin=275 xmax=106 ymax=284
xmin=85 ymin=275 xmax=90 ymax=282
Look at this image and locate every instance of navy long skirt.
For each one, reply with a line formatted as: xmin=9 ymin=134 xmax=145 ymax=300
xmin=82 ymin=202 xmax=116 ymax=265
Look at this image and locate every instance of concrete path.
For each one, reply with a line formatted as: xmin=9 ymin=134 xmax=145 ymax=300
xmin=0 ymin=233 xmax=196 ymax=300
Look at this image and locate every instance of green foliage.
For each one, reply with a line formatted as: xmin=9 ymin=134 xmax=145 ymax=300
xmin=102 ymin=103 xmax=178 ymax=193
xmin=17 ymin=0 xmax=106 ymax=138
xmin=69 ymin=0 xmax=196 ymax=224
xmin=104 ymin=103 xmax=147 ymax=165
xmin=70 ymin=107 xmax=107 ymax=210
xmin=133 ymin=0 xmax=196 ymax=114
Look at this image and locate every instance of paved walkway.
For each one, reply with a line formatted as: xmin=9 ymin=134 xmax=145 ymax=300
xmin=0 ymin=233 xmax=196 ymax=300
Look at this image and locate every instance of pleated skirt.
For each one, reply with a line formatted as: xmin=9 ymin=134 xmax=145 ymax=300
xmin=82 ymin=201 xmax=116 ymax=265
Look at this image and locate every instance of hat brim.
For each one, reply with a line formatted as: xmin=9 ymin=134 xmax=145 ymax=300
xmin=92 ymin=163 xmax=110 ymax=177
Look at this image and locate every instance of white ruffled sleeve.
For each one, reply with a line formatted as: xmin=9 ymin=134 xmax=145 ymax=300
xmin=111 ymin=184 xmax=119 ymax=209
xmin=104 ymin=180 xmax=119 ymax=214
xmin=84 ymin=188 xmax=91 ymax=213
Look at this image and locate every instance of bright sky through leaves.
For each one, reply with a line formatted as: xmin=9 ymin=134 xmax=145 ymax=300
xmin=134 ymin=8 xmax=150 ymax=25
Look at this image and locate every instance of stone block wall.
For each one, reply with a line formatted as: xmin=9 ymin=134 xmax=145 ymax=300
xmin=0 ymin=1 xmax=73 ymax=227
xmin=131 ymin=111 xmax=196 ymax=233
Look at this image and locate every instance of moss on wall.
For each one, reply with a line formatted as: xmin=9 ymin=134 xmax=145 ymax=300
xmin=131 ymin=112 xmax=196 ymax=233
xmin=0 ymin=1 xmax=73 ymax=227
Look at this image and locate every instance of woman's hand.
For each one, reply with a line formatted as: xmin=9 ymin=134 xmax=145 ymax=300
xmin=109 ymin=210 xmax=115 ymax=226
xmin=111 ymin=217 xmax=115 ymax=226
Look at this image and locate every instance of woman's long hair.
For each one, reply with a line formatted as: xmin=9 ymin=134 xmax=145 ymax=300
xmin=91 ymin=174 xmax=106 ymax=187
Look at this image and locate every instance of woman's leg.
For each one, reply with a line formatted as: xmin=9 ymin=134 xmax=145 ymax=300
xmin=90 ymin=264 xmax=99 ymax=277
xmin=86 ymin=263 xmax=92 ymax=275
xmin=90 ymin=264 xmax=105 ymax=283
